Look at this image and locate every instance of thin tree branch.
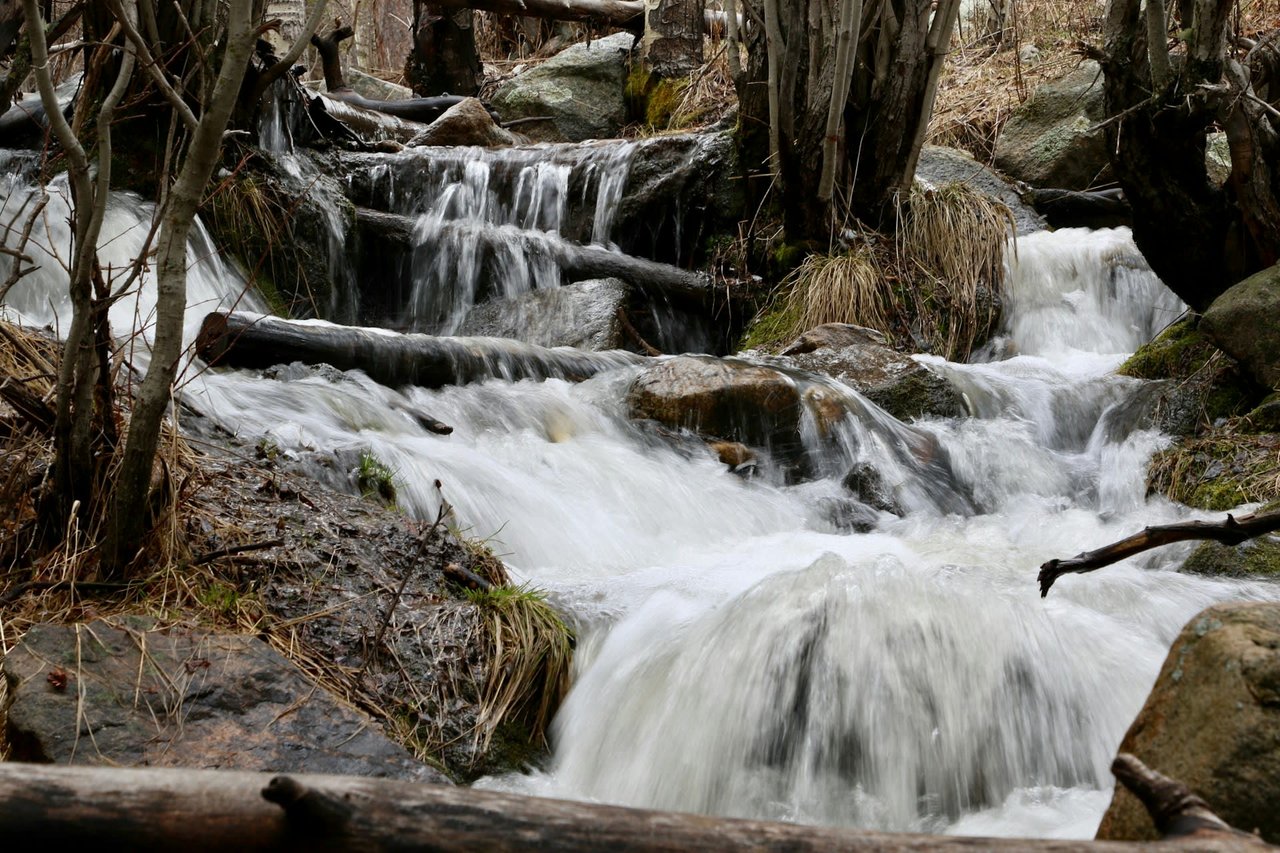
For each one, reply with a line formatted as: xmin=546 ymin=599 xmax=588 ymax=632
xmin=1038 ymin=509 xmax=1280 ymax=596
xmin=111 ymin=0 xmax=200 ymax=132
xmin=252 ymin=0 xmax=331 ymax=103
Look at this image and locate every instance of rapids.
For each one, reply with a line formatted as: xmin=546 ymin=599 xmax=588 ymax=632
xmin=2 ymin=142 xmax=1275 ymax=840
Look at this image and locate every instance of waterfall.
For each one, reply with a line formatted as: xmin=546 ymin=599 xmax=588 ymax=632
xmin=3 ymin=140 xmax=1275 ymax=841
xmin=352 ymin=141 xmax=638 ymax=333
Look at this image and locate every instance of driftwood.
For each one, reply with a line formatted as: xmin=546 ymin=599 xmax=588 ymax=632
xmin=355 ymin=208 xmax=716 ymax=303
xmin=0 ymin=762 xmax=1260 ymax=851
xmin=311 ymin=26 xmax=491 ymax=126
xmin=1038 ymin=509 xmax=1280 ymax=597
xmin=1110 ymin=754 xmax=1263 ymax=844
xmin=195 ymin=311 xmax=643 ymax=388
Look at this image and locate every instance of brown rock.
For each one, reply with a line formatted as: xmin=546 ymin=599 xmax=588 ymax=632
xmin=707 ymin=440 xmax=756 ymax=468
xmin=2 ymin=617 xmax=445 ymax=782
xmin=1096 ymin=602 xmax=1280 ymax=843
xmin=409 ymin=98 xmax=517 ymax=148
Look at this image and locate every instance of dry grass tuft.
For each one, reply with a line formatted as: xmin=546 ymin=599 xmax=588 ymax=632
xmin=1147 ymin=428 xmax=1280 ymax=511
xmin=790 ymin=246 xmax=891 ymax=336
xmin=466 ymin=583 xmax=573 ymax=750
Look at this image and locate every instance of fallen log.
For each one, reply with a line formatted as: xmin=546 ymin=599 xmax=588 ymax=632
xmin=308 ymin=93 xmax=432 ymax=144
xmin=422 ymin=0 xmax=735 ymax=33
xmin=1110 ymin=753 xmax=1262 ymax=843
xmin=1037 ymin=508 xmax=1280 ymax=597
xmin=1023 ymin=186 xmax=1132 ymax=229
xmin=354 ymin=207 xmax=717 ymax=303
xmin=0 ymin=762 xmax=1257 ymax=851
xmin=195 ymin=311 xmax=643 ymax=388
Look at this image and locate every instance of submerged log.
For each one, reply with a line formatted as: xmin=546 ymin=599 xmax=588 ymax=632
xmin=195 ymin=311 xmax=643 ymax=388
xmin=1037 ymin=508 xmax=1280 ymax=597
xmin=308 ymin=94 xmax=432 ymax=144
xmin=354 ymin=207 xmax=716 ymax=303
xmin=0 ymin=762 xmax=1255 ymax=851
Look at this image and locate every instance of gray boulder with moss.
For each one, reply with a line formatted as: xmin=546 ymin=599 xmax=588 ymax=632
xmin=916 ymin=145 xmax=1045 ymax=235
xmin=993 ymin=61 xmax=1111 ymax=190
xmin=490 ymin=33 xmax=635 ymax=143
xmin=1202 ymin=262 xmax=1280 ymax=390
xmin=1096 ymin=602 xmax=1280 ymax=843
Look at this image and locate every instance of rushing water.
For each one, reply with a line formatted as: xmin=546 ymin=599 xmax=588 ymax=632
xmin=2 ymin=152 xmax=1276 ymax=840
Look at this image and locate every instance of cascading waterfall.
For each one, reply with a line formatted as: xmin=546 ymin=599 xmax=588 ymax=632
xmin=354 ymin=142 xmax=637 ymax=332
xmin=3 ymin=145 xmax=1276 ymax=840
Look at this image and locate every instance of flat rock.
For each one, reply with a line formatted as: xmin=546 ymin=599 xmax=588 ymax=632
xmin=774 ymin=324 xmax=966 ymax=421
xmin=409 ymin=97 xmax=517 ymax=148
xmin=916 ymin=145 xmax=1046 ymax=235
xmin=456 ymin=279 xmax=628 ymax=350
xmin=993 ymin=61 xmax=1111 ymax=191
xmin=1202 ymin=262 xmax=1280 ymax=389
xmin=2 ymin=618 xmax=445 ymax=782
xmin=489 ymin=33 xmax=634 ymax=142
xmin=1096 ymin=602 xmax=1280 ymax=843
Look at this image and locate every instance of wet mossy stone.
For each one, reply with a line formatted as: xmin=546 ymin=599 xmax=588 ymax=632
xmin=1180 ymin=501 xmax=1280 ymax=579
xmin=1202 ymin=262 xmax=1280 ymax=390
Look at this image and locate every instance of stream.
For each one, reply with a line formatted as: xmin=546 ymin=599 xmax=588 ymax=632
xmin=2 ymin=139 xmax=1277 ymax=840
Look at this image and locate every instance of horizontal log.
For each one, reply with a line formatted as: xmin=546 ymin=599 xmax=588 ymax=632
xmin=308 ymin=93 xmax=433 ymax=145
xmin=195 ymin=311 xmax=643 ymax=388
xmin=424 ymin=0 xmax=735 ymax=33
xmin=0 ymin=762 xmax=1254 ymax=851
xmin=354 ymin=207 xmax=716 ymax=303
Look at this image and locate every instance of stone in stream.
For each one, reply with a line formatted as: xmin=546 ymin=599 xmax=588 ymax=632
xmin=773 ymin=323 xmax=967 ymax=422
xmin=2 ymin=617 xmax=445 ymax=782
xmin=408 ymin=98 xmax=519 ymax=148
xmin=489 ymin=33 xmax=635 ymax=143
xmin=456 ymin=279 xmax=629 ymax=350
xmin=1096 ymin=602 xmax=1280 ymax=844
xmin=1202 ymin=262 xmax=1280 ymax=390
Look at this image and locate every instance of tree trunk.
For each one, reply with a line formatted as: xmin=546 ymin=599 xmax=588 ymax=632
xmin=406 ymin=1 xmax=482 ymax=96
xmin=0 ymin=763 xmax=1256 ymax=851
xmin=643 ymin=0 xmax=704 ymax=78
xmin=195 ymin=311 xmax=644 ymax=387
xmin=1098 ymin=0 xmax=1280 ymax=311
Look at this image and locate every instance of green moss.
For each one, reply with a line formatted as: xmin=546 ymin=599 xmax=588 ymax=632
xmin=738 ymin=291 xmax=802 ymax=352
xmin=1182 ymin=502 xmax=1280 ymax=578
xmin=356 ymin=450 xmax=397 ymax=505
xmin=1147 ymin=432 xmax=1280 ymax=510
xmin=1117 ymin=317 xmax=1215 ymax=380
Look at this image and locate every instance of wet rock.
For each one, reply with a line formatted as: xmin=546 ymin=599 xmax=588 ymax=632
xmin=843 ymin=461 xmax=902 ymax=515
xmin=774 ymin=324 xmax=966 ymax=421
xmin=408 ymin=98 xmax=518 ymax=148
xmin=1202 ymin=262 xmax=1280 ymax=389
xmin=707 ymin=440 xmax=757 ymax=471
xmin=314 ymin=68 xmax=416 ymax=102
xmin=1180 ymin=531 xmax=1280 ymax=579
xmin=456 ymin=279 xmax=629 ymax=350
xmin=2 ymin=618 xmax=444 ymax=782
xmin=1096 ymin=602 xmax=1280 ymax=843
xmin=916 ymin=145 xmax=1046 ymax=235
xmin=489 ymin=33 xmax=634 ymax=143
xmin=817 ymin=497 xmax=881 ymax=533
xmin=627 ymin=356 xmax=805 ymax=456
xmin=993 ymin=61 xmax=1111 ymax=191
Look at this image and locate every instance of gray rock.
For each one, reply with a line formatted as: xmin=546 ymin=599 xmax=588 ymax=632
xmin=314 ymin=68 xmax=416 ymax=102
xmin=489 ymin=33 xmax=635 ymax=142
xmin=409 ymin=97 xmax=517 ymax=148
xmin=843 ymin=461 xmax=902 ymax=514
xmin=2 ymin=618 xmax=445 ymax=782
xmin=1206 ymin=131 xmax=1232 ymax=186
xmin=916 ymin=145 xmax=1046 ymax=235
xmin=994 ymin=61 xmax=1111 ymax=190
xmin=1202 ymin=262 xmax=1280 ymax=389
xmin=456 ymin=279 xmax=629 ymax=350
xmin=1096 ymin=602 xmax=1280 ymax=843
xmin=773 ymin=324 xmax=967 ymax=421
xmin=1180 ymin=532 xmax=1280 ymax=579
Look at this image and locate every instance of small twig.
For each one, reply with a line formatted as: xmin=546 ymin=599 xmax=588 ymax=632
xmin=361 ymin=481 xmax=451 ymax=672
xmin=191 ymin=538 xmax=284 ymax=566
xmin=1038 ymin=509 xmax=1280 ymax=597
xmin=615 ymin=307 xmax=662 ymax=356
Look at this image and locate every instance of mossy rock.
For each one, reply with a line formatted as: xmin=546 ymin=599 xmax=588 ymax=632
xmin=1118 ymin=316 xmax=1262 ymax=436
xmin=1181 ymin=536 xmax=1280 ymax=579
xmin=1147 ymin=432 xmax=1280 ymax=510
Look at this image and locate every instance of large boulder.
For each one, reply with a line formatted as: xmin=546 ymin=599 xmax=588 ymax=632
xmin=1096 ymin=603 xmax=1280 ymax=843
xmin=2 ymin=618 xmax=444 ymax=782
xmin=408 ymin=97 xmax=517 ymax=148
xmin=1202 ymin=262 xmax=1280 ymax=389
xmin=489 ymin=33 xmax=634 ymax=143
xmin=994 ymin=61 xmax=1111 ymax=190
xmin=916 ymin=145 xmax=1045 ymax=236
xmin=773 ymin=323 xmax=967 ymax=421
xmin=456 ymin=279 xmax=629 ymax=350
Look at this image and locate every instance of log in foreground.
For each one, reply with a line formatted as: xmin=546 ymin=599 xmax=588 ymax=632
xmin=0 ymin=762 xmax=1260 ymax=851
xmin=355 ymin=208 xmax=717 ymax=303
xmin=196 ymin=311 xmax=643 ymax=388
xmin=1110 ymin=753 xmax=1259 ymax=843
xmin=1038 ymin=509 xmax=1280 ymax=597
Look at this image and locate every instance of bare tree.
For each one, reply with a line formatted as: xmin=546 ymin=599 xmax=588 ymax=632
xmin=1095 ymin=0 xmax=1280 ymax=310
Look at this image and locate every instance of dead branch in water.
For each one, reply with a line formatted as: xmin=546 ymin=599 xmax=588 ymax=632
xmin=1038 ymin=509 xmax=1280 ymax=597
xmin=1111 ymin=753 xmax=1262 ymax=843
